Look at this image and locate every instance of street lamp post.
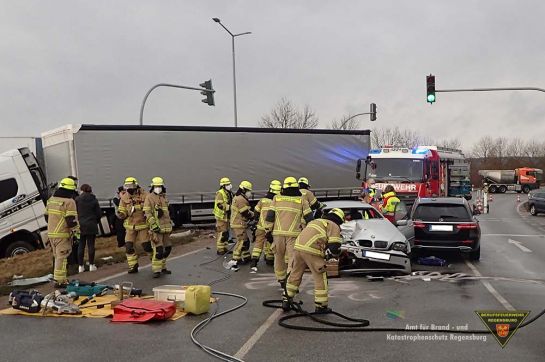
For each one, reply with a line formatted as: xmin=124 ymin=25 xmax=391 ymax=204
xmin=212 ymin=18 xmax=251 ymax=127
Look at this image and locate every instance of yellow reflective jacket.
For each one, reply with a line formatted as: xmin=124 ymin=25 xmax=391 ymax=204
xmin=266 ymin=195 xmax=312 ymax=237
xmin=214 ymin=188 xmax=232 ymax=221
xmin=45 ymin=196 xmax=79 ymax=239
xmin=144 ymin=192 xmax=172 ymax=233
xmin=381 ymin=191 xmax=400 ymax=214
xmin=294 ymin=218 xmax=342 ymax=257
xmin=300 ymin=189 xmax=319 ymax=209
xmin=230 ymin=194 xmax=253 ymax=229
xmin=255 ymin=197 xmax=273 ymax=231
xmin=118 ymin=189 xmax=148 ymax=231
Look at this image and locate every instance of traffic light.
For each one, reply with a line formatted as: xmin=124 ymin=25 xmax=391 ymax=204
xmin=200 ymin=79 xmax=215 ymax=106
xmin=426 ymin=74 xmax=436 ymax=104
xmin=370 ymin=103 xmax=377 ymax=121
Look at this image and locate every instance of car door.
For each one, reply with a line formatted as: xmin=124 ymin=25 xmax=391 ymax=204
xmin=537 ymin=193 xmax=545 ymax=212
xmin=394 ymin=201 xmax=414 ymax=244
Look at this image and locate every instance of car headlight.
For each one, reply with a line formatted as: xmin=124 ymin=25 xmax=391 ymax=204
xmin=391 ymin=242 xmax=408 ymax=253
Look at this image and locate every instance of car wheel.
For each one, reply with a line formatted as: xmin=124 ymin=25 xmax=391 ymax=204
xmin=530 ymin=205 xmax=538 ymax=216
xmin=499 ymin=186 xmax=507 ymax=193
xmin=522 ymin=185 xmax=530 ymax=194
xmin=5 ymin=240 xmax=36 ymax=258
xmin=470 ymin=247 xmax=480 ymax=261
xmin=489 ymin=185 xmax=497 ymax=193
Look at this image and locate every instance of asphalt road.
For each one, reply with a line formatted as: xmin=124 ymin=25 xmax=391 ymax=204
xmin=1 ymin=192 xmax=544 ymax=361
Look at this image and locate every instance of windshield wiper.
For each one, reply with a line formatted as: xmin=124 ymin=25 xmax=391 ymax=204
xmin=383 ymin=176 xmax=414 ymax=183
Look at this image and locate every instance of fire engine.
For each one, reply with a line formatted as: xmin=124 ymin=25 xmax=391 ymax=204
xmin=356 ymin=146 xmax=472 ymax=205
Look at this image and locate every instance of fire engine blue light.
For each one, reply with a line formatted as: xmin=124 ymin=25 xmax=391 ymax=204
xmin=412 ymin=147 xmax=429 ymax=154
xmin=369 ymin=149 xmax=381 ymax=154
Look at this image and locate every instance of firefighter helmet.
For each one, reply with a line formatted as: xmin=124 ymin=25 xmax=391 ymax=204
xmin=151 ymin=177 xmax=164 ymax=186
xmin=220 ymin=177 xmax=231 ymax=186
xmin=269 ymin=180 xmax=282 ymax=194
xmin=239 ymin=180 xmax=253 ymax=191
xmin=283 ymin=176 xmax=298 ymax=189
xmin=59 ymin=177 xmax=77 ymax=191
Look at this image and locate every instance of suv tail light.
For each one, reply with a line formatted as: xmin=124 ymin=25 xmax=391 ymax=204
xmin=414 ymin=222 xmax=426 ymax=229
xmin=456 ymin=224 xmax=478 ymax=230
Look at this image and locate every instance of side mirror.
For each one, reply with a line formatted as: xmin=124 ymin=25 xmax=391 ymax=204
xmin=396 ymin=219 xmax=408 ymax=226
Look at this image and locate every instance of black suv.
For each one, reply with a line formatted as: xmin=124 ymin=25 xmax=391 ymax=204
xmin=528 ymin=190 xmax=545 ymax=216
xmin=410 ymin=197 xmax=481 ymax=260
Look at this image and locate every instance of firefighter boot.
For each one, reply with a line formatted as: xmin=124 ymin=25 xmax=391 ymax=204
xmin=128 ymin=263 xmax=139 ymax=274
xmin=314 ymin=305 xmax=332 ymax=314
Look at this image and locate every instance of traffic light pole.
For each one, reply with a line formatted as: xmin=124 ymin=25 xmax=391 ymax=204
xmin=139 ymin=83 xmax=214 ymax=126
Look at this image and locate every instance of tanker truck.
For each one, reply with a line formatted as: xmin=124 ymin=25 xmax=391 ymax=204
xmin=478 ymin=167 xmax=543 ymax=194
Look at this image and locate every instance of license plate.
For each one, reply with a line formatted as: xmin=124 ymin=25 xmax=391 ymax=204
xmin=430 ymin=224 xmax=453 ymax=232
xmin=365 ymin=251 xmax=391 ymax=261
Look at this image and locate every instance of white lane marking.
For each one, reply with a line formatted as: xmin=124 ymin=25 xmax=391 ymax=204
xmin=94 ymin=247 xmax=206 ymax=283
xmin=508 ymin=239 xmax=533 ymax=253
xmin=465 ymin=260 xmax=515 ymax=311
xmin=234 ymin=308 xmax=283 ymax=360
xmin=482 ymin=233 xmax=544 ymax=237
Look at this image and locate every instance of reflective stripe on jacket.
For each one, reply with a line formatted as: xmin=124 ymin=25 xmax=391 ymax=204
xmin=267 ymin=195 xmax=312 ymax=237
xmin=255 ymin=197 xmax=273 ymax=231
xmin=294 ymin=218 xmax=341 ymax=257
xmin=144 ymin=192 xmax=172 ymax=233
xmin=214 ymin=188 xmax=231 ymax=221
xmin=381 ymin=191 xmax=400 ymax=214
xmin=45 ymin=196 xmax=79 ymax=238
xmin=230 ymin=195 xmax=252 ymax=229
xmin=300 ymin=189 xmax=318 ymax=209
xmin=118 ymin=189 xmax=148 ymax=230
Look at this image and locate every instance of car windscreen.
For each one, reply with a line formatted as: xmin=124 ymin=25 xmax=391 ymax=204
xmin=325 ymin=207 xmax=383 ymax=220
xmin=412 ymin=203 xmax=471 ymax=222
xmin=367 ymin=158 xmax=423 ymax=181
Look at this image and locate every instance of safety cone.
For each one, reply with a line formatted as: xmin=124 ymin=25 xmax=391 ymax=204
xmin=517 ymin=195 xmax=521 ymax=203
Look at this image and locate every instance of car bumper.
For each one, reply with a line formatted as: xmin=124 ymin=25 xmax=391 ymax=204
xmin=412 ymin=244 xmax=478 ymax=252
xmin=340 ymin=246 xmax=411 ymax=274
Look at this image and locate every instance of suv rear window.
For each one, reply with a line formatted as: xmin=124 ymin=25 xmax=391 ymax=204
xmin=412 ymin=203 xmax=471 ymax=222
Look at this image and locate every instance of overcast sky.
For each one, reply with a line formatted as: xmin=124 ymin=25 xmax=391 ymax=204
xmin=1 ymin=0 xmax=544 ymax=149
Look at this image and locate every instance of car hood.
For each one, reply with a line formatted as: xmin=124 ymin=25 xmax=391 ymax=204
xmin=341 ymin=219 xmax=407 ymax=244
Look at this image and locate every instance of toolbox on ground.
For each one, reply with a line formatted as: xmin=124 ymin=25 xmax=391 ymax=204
xmin=153 ymin=285 xmax=186 ymax=307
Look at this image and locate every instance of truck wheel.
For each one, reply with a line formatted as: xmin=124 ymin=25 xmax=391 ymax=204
xmin=489 ymin=185 xmax=497 ymax=193
xmin=470 ymin=247 xmax=480 ymax=261
xmin=499 ymin=186 xmax=507 ymax=193
xmin=5 ymin=240 xmax=35 ymax=258
xmin=522 ymin=185 xmax=530 ymax=194
xmin=530 ymin=205 xmax=538 ymax=216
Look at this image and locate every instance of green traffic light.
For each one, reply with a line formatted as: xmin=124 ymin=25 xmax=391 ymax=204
xmin=427 ymin=94 xmax=436 ymax=103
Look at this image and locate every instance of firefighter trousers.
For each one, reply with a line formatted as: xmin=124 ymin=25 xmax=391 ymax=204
xmin=50 ymin=238 xmax=71 ymax=283
xmin=271 ymin=235 xmax=296 ymax=282
xmin=251 ymin=229 xmax=274 ymax=261
xmin=286 ymin=250 xmax=329 ymax=308
xmin=232 ymin=227 xmax=251 ymax=261
xmin=124 ymin=228 xmax=149 ymax=270
xmin=151 ymin=232 xmax=172 ymax=273
xmin=215 ymin=219 xmax=229 ymax=253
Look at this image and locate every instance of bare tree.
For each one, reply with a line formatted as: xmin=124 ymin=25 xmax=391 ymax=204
xmin=259 ymin=98 xmax=318 ymax=129
xmin=524 ymin=139 xmax=545 ymax=158
xmin=470 ymin=136 xmax=495 ymax=159
xmin=329 ymin=114 xmax=359 ymax=130
xmin=371 ymin=127 xmax=428 ymax=149
xmin=436 ymin=138 xmax=462 ymax=149
xmin=506 ymin=137 xmax=525 ymax=158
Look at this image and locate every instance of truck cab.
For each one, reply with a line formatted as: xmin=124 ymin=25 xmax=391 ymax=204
xmin=0 ymin=148 xmax=49 ymax=258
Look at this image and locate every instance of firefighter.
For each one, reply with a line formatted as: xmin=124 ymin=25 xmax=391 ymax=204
xmin=144 ymin=177 xmax=173 ymax=278
xmin=265 ymin=176 xmax=313 ymax=287
xmin=361 ymin=178 xmax=380 ymax=206
xmin=298 ymin=177 xmax=322 ymax=211
xmin=45 ymin=177 xmax=80 ymax=287
xmin=117 ymin=177 xmax=150 ymax=274
xmin=226 ymin=181 xmax=254 ymax=270
xmin=249 ymin=180 xmax=282 ymax=273
xmin=380 ymin=184 xmax=400 ymax=224
xmin=284 ymin=208 xmax=344 ymax=313
xmin=214 ymin=177 xmax=233 ymax=255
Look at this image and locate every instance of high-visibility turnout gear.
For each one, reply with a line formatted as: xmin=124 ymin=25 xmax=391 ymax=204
xmin=230 ymin=193 xmax=253 ymax=261
xmin=220 ymin=177 xmax=231 ymax=186
xmin=144 ymin=190 xmax=172 ymax=275
xmin=239 ymin=180 xmax=253 ymax=192
xmin=118 ymin=187 xmax=149 ymax=271
xmin=265 ymin=191 xmax=313 ymax=282
xmin=251 ymin=192 xmax=275 ymax=264
xmin=214 ymin=186 xmax=233 ymax=254
xmin=381 ymin=191 xmax=400 ymax=223
xmin=283 ymin=176 xmax=298 ymax=189
xmin=150 ymin=177 xmax=164 ymax=186
xmin=45 ymin=193 xmax=79 ymax=284
xmin=300 ymin=188 xmax=320 ymax=210
xmin=59 ymin=177 xmax=77 ymax=191
xmin=286 ymin=218 xmax=342 ymax=308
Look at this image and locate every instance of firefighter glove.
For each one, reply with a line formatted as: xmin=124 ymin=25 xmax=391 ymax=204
xmin=157 ymin=208 xmax=164 ymax=218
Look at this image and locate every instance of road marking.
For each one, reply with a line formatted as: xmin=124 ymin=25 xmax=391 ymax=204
xmin=465 ymin=260 xmax=515 ymax=311
xmin=234 ymin=308 xmax=283 ymax=360
xmin=482 ymin=233 xmax=545 ymax=237
xmin=508 ymin=239 xmax=533 ymax=253
xmin=94 ymin=247 xmax=206 ymax=283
